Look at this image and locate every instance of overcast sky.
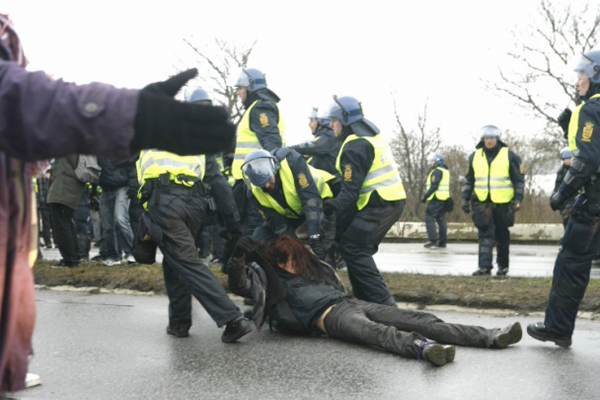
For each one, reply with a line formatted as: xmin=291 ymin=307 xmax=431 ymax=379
xmin=3 ymin=0 xmax=579 ymax=147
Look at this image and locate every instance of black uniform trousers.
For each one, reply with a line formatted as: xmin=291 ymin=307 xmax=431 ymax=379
xmin=39 ymin=204 xmax=53 ymax=247
xmin=50 ymin=202 xmax=79 ymax=263
xmin=425 ymin=200 xmax=447 ymax=243
xmin=338 ymin=201 xmax=404 ymax=304
xmin=544 ymin=200 xmax=600 ymax=337
xmin=147 ymin=184 xmax=241 ymax=329
xmin=324 ymin=298 xmax=498 ymax=358
xmin=473 ymin=201 xmax=512 ymax=270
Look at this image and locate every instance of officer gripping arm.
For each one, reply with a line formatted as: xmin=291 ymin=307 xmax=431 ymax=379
xmin=250 ymin=101 xmax=283 ymax=152
xmin=286 ymin=150 xmax=323 ymax=237
xmin=335 ymin=139 xmax=373 ymax=233
xmin=290 ymin=132 xmax=337 ymax=158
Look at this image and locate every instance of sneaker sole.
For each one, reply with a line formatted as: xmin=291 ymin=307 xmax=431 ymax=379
xmin=425 ymin=344 xmax=448 ymax=366
xmin=444 ymin=345 xmax=456 ymax=363
xmin=494 ymin=322 xmax=523 ymax=348
xmin=221 ymin=324 xmax=252 ymax=343
xmin=526 ymin=326 xmax=571 ymax=348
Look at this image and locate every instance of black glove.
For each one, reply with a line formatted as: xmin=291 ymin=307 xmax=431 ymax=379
xmin=557 ymin=108 xmax=572 ymax=137
xmin=420 ymin=197 xmax=427 ymax=204
xmin=323 ymin=198 xmax=342 ymax=217
xmin=550 ymin=192 xmax=566 ymax=211
xmin=131 ymin=69 xmax=236 ymax=156
xmin=233 ymin=236 xmax=256 ymax=258
xmin=309 ymin=236 xmax=326 ymax=260
xmin=462 ymin=199 xmax=471 ymax=214
xmin=220 ymin=227 xmax=243 ymax=268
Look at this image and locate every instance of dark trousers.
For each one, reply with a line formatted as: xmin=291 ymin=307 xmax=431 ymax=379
xmin=39 ymin=204 xmax=53 ymax=247
xmin=339 ymin=202 xmax=404 ymax=304
xmin=50 ymin=202 xmax=78 ymax=263
xmin=425 ymin=200 xmax=447 ymax=243
xmin=147 ymin=185 xmax=241 ymax=328
xmin=324 ymin=299 xmax=496 ymax=359
xmin=74 ymin=201 xmax=91 ymax=260
xmin=544 ymin=201 xmax=600 ymax=337
xmin=474 ymin=202 xmax=512 ymax=269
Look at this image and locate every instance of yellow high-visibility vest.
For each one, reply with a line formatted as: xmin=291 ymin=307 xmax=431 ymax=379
xmin=336 ymin=134 xmax=406 ymax=210
xmin=251 ymin=159 xmax=333 ymax=218
xmin=231 ymin=100 xmax=287 ymax=180
xmin=427 ymin=167 xmax=450 ymax=201
xmin=472 ymin=147 xmax=513 ymax=203
xmin=568 ymin=94 xmax=600 ymax=153
xmin=136 ymin=149 xmax=205 ymax=188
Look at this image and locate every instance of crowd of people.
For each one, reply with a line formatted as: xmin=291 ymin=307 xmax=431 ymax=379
xmin=2 ymin=11 xmax=600 ymax=396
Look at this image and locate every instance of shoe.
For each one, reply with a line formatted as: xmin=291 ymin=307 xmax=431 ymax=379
xmin=222 ymin=317 xmax=252 ymax=343
xmin=51 ymin=259 xmax=79 ymax=268
xmin=492 ymin=322 xmax=522 ymax=348
xmin=423 ymin=241 xmax=437 ymax=248
xmin=472 ymin=267 xmax=491 ymax=276
xmin=166 ymin=325 xmax=189 ymax=338
xmin=25 ymin=373 xmax=42 ymax=388
xmin=126 ymin=254 xmax=136 ymax=264
xmin=497 ymin=267 xmax=509 ymax=276
xmin=45 ymin=244 xmax=53 ymax=249
xmin=527 ymin=322 xmax=572 ymax=347
xmin=415 ymin=339 xmax=455 ymax=367
xmin=91 ymin=254 xmax=106 ymax=262
xmin=243 ymin=307 xmax=254 ymax=320
xmin=102 ymin=258 xmax=122 ymax=267
xmin=436 ymin=241 xmax=446 ymax=248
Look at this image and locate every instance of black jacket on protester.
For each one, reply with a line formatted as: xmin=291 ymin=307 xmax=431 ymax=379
xmin=98 ymin=158 xmax=138 ymax=192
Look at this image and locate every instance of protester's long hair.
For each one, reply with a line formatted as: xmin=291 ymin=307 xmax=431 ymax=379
xmin=259 ymin=235 xmax=325 ymax=283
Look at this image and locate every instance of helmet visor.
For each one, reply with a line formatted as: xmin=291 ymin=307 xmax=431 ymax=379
xmin=241 ymin=157 xmax=276 ymax=187
xmin=574 ymin=54 xmax=596 ymax=73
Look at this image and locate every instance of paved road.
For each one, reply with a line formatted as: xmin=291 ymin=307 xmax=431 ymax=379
xmin=13 ymin=290 xmax=600 ymax=400
xmin=39 ymin=242 xmax=600 ymax=279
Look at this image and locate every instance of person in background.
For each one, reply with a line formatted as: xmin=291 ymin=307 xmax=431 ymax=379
xmin=421 ymin=153 xmax=450 ymax=249
xmin=0 ymin=13 xmax=236 ymax=394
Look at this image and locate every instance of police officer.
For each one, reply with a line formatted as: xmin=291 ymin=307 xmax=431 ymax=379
xmin=242 ymin=148 xmax=334 ymax=258
xmin=528 ymin=50 xmax=600 ymax=347
xmin=421 ymin=153 xmax=450 ymax=248
xmin=137 ymin=148 xmax=251 ymax=343
xmin=552 ymin=147 xmax=576 ymax=230
xmin=323 ymin=95 xmax=406 ymax=306
xmin=289 ymin=107 xmax=341 ymax=176
xmin=231 ymin=68 xmax=286 ymax=236
xmin=462 ymin=125 xmax=524 ymax=276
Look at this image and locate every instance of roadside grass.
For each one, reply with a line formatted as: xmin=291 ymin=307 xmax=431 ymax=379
xmin=33 ymin=260 xmax=600 ymax=314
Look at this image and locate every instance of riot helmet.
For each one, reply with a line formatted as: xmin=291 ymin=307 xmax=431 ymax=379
xmin=241 ymin=149 xmax=279 ymax=188
xmin=235 ymin=68 xmax=267 ymax=93
xmin=560 ymin=147 xmax=572 ymax=159
xmin=185 ymin=87 xmax=212 ymax=104
xmin=574 ymin=50 xmax=600 ymax=84
xmin=480 ymin=125 xmax=502 ymax=140
xmin=324 ymin=95 xmax=364 ymax=126
xmin=309 ymin=107 xmax=330 ymax=126
xmin=427 ymin=153 xmax=444 ymax=166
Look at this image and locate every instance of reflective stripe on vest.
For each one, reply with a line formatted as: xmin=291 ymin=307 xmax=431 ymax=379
xmin=136 ymin=149 xmax=205 ymax=188
xmin=336 ymin=134 xmax=406 ymax=210
xmin=231 ymin=100 xmax=287 ymax=180
xmin=472 ymin=147 xmax=513 ymax=203
xmin=427 ymin=167 xmax=450 ymax=201
xmin=251 ymin=159 xmax=333 ymax=218
xmin=568 ymin=94 xmax=600 ymax=155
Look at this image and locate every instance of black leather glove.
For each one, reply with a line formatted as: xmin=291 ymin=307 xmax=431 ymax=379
xmin=309 ymin=236 xmax=326 ymax=260
xmin=219 ymin=227 xmax=243 ymax=269
xmin=462 ymin=199 xmax=471 ymax=214
xmin=131 ymin=69 xmax=236 ymax=156
xmin=420 ymin=197 xmax=427 ymax=204
xmin=233 ymin=236 xmax=256 ymax=258
xmin=550 ymin=192 xmax=566 ymax=211
xmin=323 ymin=198 xmax=342 ymax=217
xmin=557 ymin=108 xmax=572 ymax=137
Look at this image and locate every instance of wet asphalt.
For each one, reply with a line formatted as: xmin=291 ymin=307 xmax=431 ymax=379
xmin=14 ymin=290 xmax=600 ymax=400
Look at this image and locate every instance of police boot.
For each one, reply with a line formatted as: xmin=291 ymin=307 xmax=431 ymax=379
xmin=436 ymin=241 xmax=446 ymax=248
xmin=492 ymin=322 xmax=522 ymax=348
xmin=166 ymin=325 xmax=189 ymax=338
xmin=496 ymin=266 xmax=509 ymax=276
xmin=415 ymin=339 xmax=455 ymax=367
xmin=527 ymin=322 xmax=572 ymax=348
xmin=222 ymin=317 xmax=252 ymax=343
xmin=472 ymin=267 xmax=491 ymax=276
xmin=423 ymin=241 xmax=437 ymax=248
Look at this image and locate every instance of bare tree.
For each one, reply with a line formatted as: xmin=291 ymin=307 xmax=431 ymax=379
xmin=177 ymin=38 xmax=257 ymax=124
xmin=390 ymin=97 xmax=441 ymax=221
xmin=489 ymin=0 xmax=600 ymax=143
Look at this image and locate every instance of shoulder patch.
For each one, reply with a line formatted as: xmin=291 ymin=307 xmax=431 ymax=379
xmin=582 ymin=122 xmax=594 ymax=143
xmin=298 ymin=173 xmax=309 ymax=189
xmin=519 ymin=164 xmax=524 ymax=174
xmin=259 ymin=113 xmax=269 ymax=128
xmin=344 ymin=165 xmax=352 ymax=182
xmin=431 ymin=175 xmax=436 ymax=183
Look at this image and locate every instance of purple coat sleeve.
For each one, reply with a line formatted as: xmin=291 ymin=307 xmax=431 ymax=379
xmin=0 ymin=60 xmax=139 ymax=162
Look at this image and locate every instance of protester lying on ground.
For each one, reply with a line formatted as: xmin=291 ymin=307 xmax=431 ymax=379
xmin=228 ymin=235 xmax=523 ymax=367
